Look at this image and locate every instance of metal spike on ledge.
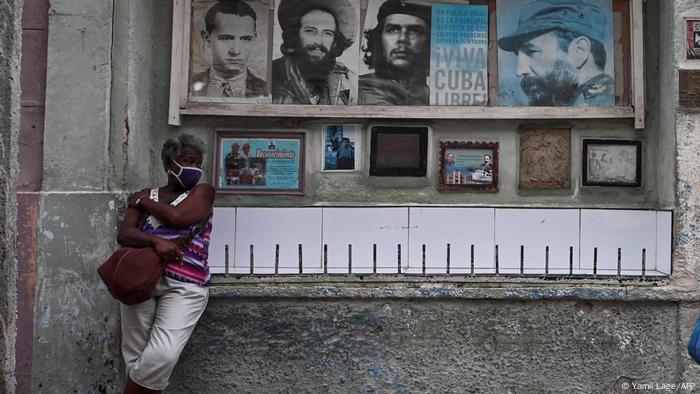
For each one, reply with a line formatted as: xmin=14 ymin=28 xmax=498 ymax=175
xmin=275 ymin=244 xmax=279 ymax=276
xmin=298 ymin=244 xmax=303 ymax=275
xmin=224 ymin=244 xmax=229 ymax=278
xmin=373 ymin=244 xmax=377 ymax=274
xmin=249 ymin=244 xmax=254 ymax=276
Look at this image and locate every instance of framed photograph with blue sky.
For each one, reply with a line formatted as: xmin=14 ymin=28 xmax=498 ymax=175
xmin=214 ymin=130 xmax=305 ymax=194
xmin=497 ymin=0 xmax=615 ymax=107
xmin=439 ymin=141 xmax=499 ymax=192
xmin=322 ymin=124 xmax=361 ymax=172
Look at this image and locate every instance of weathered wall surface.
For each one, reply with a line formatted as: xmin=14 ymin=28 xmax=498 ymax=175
xmin=0 ymin=0 xmax=23 ymax=392
xmin=33 ymin=194 xmax=122 ymax=392
xmin=669 ymin=0 xmax=700 ymax=384
xmin=28 ymin=0 xmax=700 ymax=392
xmin=32 ymin=0 xmax=122 ymax=392
xmin=172 ymin=299 xmax=680 ymax=393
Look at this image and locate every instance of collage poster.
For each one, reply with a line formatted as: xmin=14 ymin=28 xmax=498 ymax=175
xmin=219 ymin=136 xmax=302 ymax=192
xmin=430 ymin=4 xmax=488 ymax=106
xmin=184 ymin=0 xmax=627 ymax=109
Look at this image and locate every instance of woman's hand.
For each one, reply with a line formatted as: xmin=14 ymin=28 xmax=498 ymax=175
xmin=151 ymin=237 xmax=182 ymax=263
xmin=127 ymin=188 xmax=150 ymax=209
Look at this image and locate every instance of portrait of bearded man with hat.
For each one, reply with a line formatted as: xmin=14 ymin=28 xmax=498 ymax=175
xmin=272 ymin=0 xmax=359 ymax=105
xmin=497 ymin=0 xmax=615 ymax=107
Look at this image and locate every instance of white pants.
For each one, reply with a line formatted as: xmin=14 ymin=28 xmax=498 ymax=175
xmin=120 ymin=275 xmax=209 ymax=390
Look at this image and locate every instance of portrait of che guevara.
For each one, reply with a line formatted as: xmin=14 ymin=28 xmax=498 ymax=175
xmin=359 ymin=0 xmax=432 ymax=106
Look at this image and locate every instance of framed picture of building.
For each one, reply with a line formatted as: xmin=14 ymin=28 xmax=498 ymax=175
xmin=322 ymin=124 xmax=361 ymax=172
xmin=439 ymin=141 xmax=498 ymax=191
xmin=214 ymin=130 xmax=305 ymax=194
xmin=582 ymin=139 xmax=641 ymax=187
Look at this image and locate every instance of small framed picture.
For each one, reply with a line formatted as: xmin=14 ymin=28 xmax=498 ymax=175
xmin=582 ymin=139 xmax=641 ymax=187
xmin=214 ymin=130 xmax=305 ymax=194
xmin=369 ymin=125 xmax=429 ymax=177
xmin=439 ymin=141 xmax=498 ymax=191
xmin=322 ymin=124 xmax=361 ymax=172
xmin=687 ymin=18 xmax=700 ymax=59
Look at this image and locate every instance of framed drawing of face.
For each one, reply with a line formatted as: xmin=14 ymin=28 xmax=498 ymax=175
xmin=189 ymin=0 xmax=272 ymax=103
xmin=582 ymin=139 xmax=641 ymax=187
xmin=439 ymin=141 xmax=498 ymax=191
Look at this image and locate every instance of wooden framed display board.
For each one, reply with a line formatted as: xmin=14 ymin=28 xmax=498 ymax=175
xmin=169 ymin=0 xmax=645 ymax=128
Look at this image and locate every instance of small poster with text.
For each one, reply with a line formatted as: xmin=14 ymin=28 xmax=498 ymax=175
xmin=430 ymin=4 xmax=488 ymax=106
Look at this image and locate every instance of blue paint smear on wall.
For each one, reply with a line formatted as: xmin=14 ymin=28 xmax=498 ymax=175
xmin=318 ymin=287 xmax=343 ymax=296
xmin=417 ymin=288 xmax=452 ymax=298
xmin=367 ymin=364 xmax=410 ymax=392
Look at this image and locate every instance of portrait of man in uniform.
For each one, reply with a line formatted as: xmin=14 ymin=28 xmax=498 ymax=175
xmin=272 ymin=0 xmax=359 ymax=105
xmin=497 ymin=0 xmax=614 ymax=107
xmin=190 ymin=0 xmax=269 ymax=100
xmin=359 ymin=0 xmax=431 ymax=106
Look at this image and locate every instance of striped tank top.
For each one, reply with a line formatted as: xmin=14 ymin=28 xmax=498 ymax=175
xmin=141 ymin=188 xmax=213 ymax=286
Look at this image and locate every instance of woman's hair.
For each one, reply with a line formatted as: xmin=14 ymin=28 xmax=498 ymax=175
xmin=161 ymin=134 xmax=206 ymax=166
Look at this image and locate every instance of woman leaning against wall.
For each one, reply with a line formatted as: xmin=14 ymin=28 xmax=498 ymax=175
xmin=115 ymin=134 xmax=215 ymax=393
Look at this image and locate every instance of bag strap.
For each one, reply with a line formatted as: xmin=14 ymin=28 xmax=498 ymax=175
xmin=137 ymin=188 xmax=183 ymax=230
xmin=174 ymin=208 xmax=212 ymax=251
xmin=136 ymin=187 xmax=211 ymax=252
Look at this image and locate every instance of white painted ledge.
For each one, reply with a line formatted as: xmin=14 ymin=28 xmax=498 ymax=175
xmin=208 ymin=207 xmax=672 ymax=278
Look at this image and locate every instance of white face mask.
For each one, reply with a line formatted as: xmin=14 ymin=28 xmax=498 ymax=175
xmin=168 ymin=159 xmax=203 ymax=189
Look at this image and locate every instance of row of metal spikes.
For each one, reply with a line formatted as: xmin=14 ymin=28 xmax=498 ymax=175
xmin=218 ymin=244 xmax=655 ymax=279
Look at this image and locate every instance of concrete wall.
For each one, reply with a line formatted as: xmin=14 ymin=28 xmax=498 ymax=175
xmin=27 ymin=0 xmax=700 ymax=392
xmin=0 ymin=0 xmax=23 ymax=392
xmin=32 ymin=0 xmax=121 ymax=392
xmin=670 ymin=0 xmax=700 ymax=384
xmin=174 ymin=298 xmax=680 ymax=393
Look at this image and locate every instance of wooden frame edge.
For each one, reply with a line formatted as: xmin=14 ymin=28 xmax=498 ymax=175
xmin=168 ymin=0 xmax=187 ymax=126
xmin=181 ymin=103 xmax=636 ymax=119
xmin=171 ymin=0 xmax=644 ymax=127
xmin=630 ymin=0 xmax=645 ymax=129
